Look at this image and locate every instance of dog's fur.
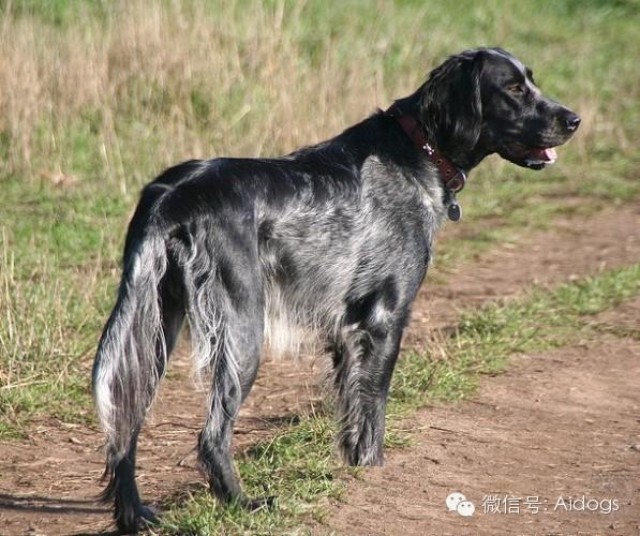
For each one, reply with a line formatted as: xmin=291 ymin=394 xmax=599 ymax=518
xmin=92 ymin=47 xmax=579 ymax=533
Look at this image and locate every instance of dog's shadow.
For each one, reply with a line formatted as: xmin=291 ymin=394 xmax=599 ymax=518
xmin=0 ymin=493 xmax=115 ymax=535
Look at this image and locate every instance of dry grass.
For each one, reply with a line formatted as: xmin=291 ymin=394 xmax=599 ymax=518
xmin=2 ymin=0 xmax=635 ymax=192
xmin=0 ymin=1 xmax=429 ymax=191
xmin=0 ymin=0 xmax=639 ymax=529
xmin=1 ymin=0 xmax=639 ymax=435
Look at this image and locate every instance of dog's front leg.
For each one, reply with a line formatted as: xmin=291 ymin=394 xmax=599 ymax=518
xmin=331 ymin=317 xmax=404 ymax=466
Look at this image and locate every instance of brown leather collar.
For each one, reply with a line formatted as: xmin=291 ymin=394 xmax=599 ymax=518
xmin=386 ymin=104 xmax=467 ymax=192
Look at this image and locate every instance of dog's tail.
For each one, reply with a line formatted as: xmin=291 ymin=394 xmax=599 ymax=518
xmin=92 ymin=221 xmax=169 ymax=467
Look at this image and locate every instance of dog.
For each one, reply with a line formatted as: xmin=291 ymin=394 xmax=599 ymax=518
xmin=92 ymin=47 xmax=579 ymax=533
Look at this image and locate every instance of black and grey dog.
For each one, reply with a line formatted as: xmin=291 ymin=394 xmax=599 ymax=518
xmin=93 ymin=47 xmax=579 ymax=532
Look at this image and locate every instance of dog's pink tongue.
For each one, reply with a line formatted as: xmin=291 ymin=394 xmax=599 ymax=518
xmin=535 ymin=147 xmax=557 ymax=163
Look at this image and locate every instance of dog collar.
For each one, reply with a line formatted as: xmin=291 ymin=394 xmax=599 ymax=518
xmin=386 ymin=104 xmax=467 ymax=193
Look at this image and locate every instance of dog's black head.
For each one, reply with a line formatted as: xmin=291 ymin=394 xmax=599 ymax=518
xmin=475 ymin=48 xmax=580 ymax=170
xmin=414 ymin=47 xmax=580 ymax=171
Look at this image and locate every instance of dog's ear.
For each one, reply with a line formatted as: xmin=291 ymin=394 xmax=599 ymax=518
xmin=420 ymin=51 xmax=484 ymax=155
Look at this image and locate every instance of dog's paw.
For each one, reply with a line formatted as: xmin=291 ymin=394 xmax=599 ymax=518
xmin=138 ymin=503 xmax=159 ymax=526
xmin=116 ymin=504 xmax=159 ymax=535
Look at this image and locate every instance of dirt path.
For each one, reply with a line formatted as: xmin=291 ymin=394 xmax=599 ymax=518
xmin=0 ymin=204 xmax=638 ymax=535
xmin=317 ymin=309 xmax=640 ymax=536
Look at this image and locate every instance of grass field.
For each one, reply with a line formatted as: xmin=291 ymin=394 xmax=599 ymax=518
xmin=1 ymin=0 xmax=639 ymax=533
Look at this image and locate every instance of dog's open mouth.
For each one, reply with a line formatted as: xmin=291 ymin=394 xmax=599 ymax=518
xmin=525 ymin=147 xmax=557 ymax=165
xmin=502 ymin=143 xmax=559 ymax=170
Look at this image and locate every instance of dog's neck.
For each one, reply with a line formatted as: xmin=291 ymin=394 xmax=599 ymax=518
xmin=386 ymin=103 xmax=467 ymax=193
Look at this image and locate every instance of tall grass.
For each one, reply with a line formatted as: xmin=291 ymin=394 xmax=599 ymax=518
xmin=1 ymin=0 xmax=422 ymax=189
xmin=1 ymin=0 xmax=639 ymax=432
xmin=1 ymin=0 xmax=640 ymax=532
xmin=1 ymin=0 xmax=638 ymax=188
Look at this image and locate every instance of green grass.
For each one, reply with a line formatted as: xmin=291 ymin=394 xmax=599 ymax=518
xmin=390 ymin=264 xmax=640 ymax=418
xmin=162 ymin=417 xmax=345 ymax=535
xmin=1 ymin=0 xmax=640 ymax=531
xmin=161 ymin=263 xmax=640 ymax=534
xmin=2 ymin=0 xmax=640 ymax=435
xmin=0 ymin=181 xmax=125 ymax=434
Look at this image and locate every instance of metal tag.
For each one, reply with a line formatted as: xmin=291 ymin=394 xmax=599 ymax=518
xmin=448 ymin=202 xmax=462 ymax=222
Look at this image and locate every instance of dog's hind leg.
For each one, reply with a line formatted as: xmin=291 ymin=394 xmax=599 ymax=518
xmin=332 ymin=282 xmax=406 ymax=466
xmin=197 ymin=318 xmax=271 ymax=509
xmin=187 ymin=250 xmax=270 ymax=509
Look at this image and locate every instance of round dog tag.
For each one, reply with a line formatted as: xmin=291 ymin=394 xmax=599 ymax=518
xmin=448 ymin=202 xmax=462 ymax=222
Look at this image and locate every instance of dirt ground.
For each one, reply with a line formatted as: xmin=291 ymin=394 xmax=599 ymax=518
xmin=0 ymin=204 xmax=638 ymax=536
xmin=317 ymin=313 xmax=640 ymax=536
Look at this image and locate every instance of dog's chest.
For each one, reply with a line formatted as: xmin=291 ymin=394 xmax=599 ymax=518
xmin=361 ymin=156 xmax=448 ymax=247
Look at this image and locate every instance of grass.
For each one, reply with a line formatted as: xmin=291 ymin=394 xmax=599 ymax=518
xmin=0 ymin=179 xmax=126 ymax=434
xmin=0 ymin=0 xmax=640 ymax=532
xmin=392 ymin=264 xmax=640 ymax=416
xmin=161 ymin=263 xmax=640 ymax=534
xmin=2 ymin=0 xmax=640 ymax=434
xmin=162 ymin=417 xmax=345 ymax=535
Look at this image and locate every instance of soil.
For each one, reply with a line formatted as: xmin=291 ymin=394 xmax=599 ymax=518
xmin=1 ymin=204 xmax=639 ymax=536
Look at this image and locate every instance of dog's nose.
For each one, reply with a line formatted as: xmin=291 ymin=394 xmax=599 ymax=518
xmin=565 ymin=113 xmax=581 ymax=132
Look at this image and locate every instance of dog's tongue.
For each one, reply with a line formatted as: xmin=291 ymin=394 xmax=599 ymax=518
xmin=532 ymin=147 xmax=557 ymax=164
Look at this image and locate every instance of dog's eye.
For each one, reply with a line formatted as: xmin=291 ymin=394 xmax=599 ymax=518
xmin=507 ymin=84 xmax=525 ymax=95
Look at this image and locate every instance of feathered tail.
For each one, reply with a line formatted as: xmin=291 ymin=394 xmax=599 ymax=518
xmin=92 ymin=229 xmax=168 ymax=487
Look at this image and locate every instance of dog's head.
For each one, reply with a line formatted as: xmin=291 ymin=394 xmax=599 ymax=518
xmin=419 ymin=47 xmax=580 ymax=170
